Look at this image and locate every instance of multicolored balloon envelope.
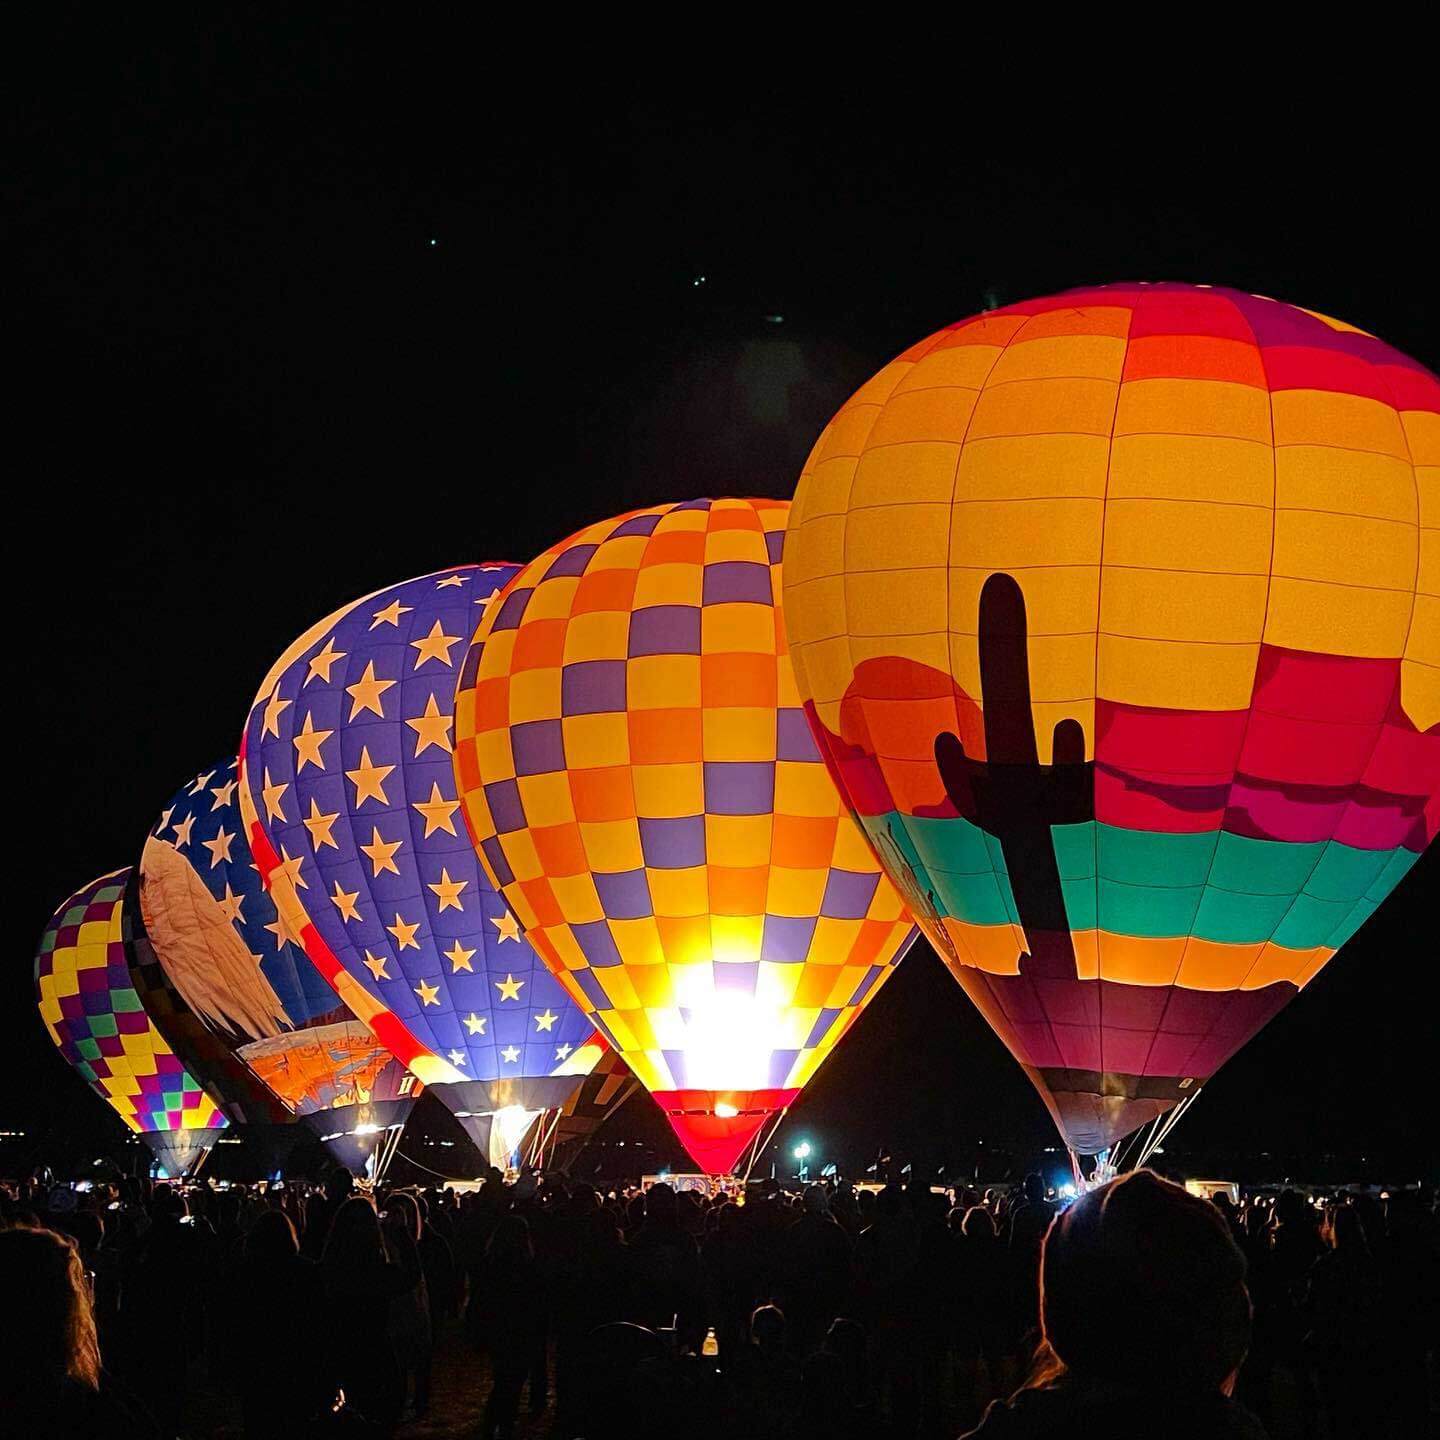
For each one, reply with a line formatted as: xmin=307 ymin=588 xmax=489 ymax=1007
xmin=35 ymin=869 xmax=228 ymax=1177
xmin=453 ymin=499 xmax=917 ymax=1175
xmin=238 ymin=566 xmax=602 ymax=1168
xmin=132 ymin=759 xmax=418 ymax=1170
xmin=782 ymin=282 xmax=1439 ymax=1156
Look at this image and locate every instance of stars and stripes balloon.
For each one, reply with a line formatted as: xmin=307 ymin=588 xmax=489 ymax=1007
xmin=782 ymin=282 xmax=1439 ymax=1157
xmin=238 ymin=566 xmax=601 ymax=1167
xmin=453 ymin=499 xmax=917 ymax=1175
xmin=133 ymin=759 xmax=417 ymax=1170
xmin=35 ymin=869 xmax=228 ymax=1177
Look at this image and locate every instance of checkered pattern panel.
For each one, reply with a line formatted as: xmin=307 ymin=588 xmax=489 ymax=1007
xmin=34 ymin=869 xmax=228 ymax=1134
xmin=454 ymin=498 xmax=918 ymax=1098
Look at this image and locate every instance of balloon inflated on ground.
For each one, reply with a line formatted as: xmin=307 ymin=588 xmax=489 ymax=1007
xmin=131 ymin=759 xmax=416 ymax=1171
xmin=238 ymin=567 xmax=601 ymax=1169
xmin=782 ymin=282 xmax=1438 ymax=1158
xmin=453 ymin=498 xmax=917 ymax=1175
xmin=34 ymin=869 xmax=228 ymax=1177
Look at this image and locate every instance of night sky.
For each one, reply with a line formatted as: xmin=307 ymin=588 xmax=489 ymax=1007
xmin=13 ymin=22 xmax=1436 ymax=1180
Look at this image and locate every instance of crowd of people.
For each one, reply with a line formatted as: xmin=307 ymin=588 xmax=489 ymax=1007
xmin=1 ymin=1162 xmax=1434 ymax=1438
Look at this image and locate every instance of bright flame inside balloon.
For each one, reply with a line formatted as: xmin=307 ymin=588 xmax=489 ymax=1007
xmin=663 ymin=986 xmax=786 ymax=1092
xmin=352 ymin=1122 xmax=382 ymax=1136
xmin=490 ymin=1105 xmax=539 ymax=1170
xmin=714 ymin=1102 xmax=739 ymax=1119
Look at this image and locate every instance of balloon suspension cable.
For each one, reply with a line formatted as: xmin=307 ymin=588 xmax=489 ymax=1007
xmin=190 ymin=1144 xmax=215 ymax=1180
xmin=390 ymin=1147 xmax=475 ymax=1182
xmin=526 ymin=1108 xmax=563 ymax=1170
xmin=1109 ymin=1121 xmax=1148 ymax=1177
xmin=372 ymin=1125 xmax=405 ymax=1184
xmin=739 ymin=1107 xmax=788 ymax=1188
xmin=1111 ymin=1105 xmax=1157 ymax=1175
xmin=1134 ymin=1087 xmax=1201 ymax=1172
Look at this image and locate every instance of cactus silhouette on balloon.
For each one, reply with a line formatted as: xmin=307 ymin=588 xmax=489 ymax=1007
xmin=933 ymin=573 xmax=1094 ymax=980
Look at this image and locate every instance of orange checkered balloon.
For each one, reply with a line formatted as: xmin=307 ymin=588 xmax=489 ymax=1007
xmin=454 ymin=498 xmax=917 ymax=1174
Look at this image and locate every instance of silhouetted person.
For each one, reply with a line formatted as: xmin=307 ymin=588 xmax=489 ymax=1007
xmin=955 ymin=1204 xmax=1007 ymax=1421
xmin=729 ymin=1303 xmax=800 ymax=1439
xmin=702 ymin=1200 xmax=754 ymax=1358
xmin=778 ymin=1184 xmax=853 ymax=1354
xmin=628 ymin=1183 xmax=703 ymax=1343
xmin=303 ymin=1164 xmax=354 ymax=1258
xmin=962 ymin=1169 xmax=1266 ymax=1437
xmin=476 ymin=1214 xmax=544 ymax=1440
xmin=383 ymin=1192 xmax=433 ymax=1420
xmin=855 ymin=1183 xmax=921 ymax=1431
xmin=1304 ymin=1204 xmax=1381 ymax=1437
xmin=119 ymin=1184 xmax=207 ymax=1430
xmin=322 ymin=1194 xmax=421 ymax=1430
xmin=414 ymin=1189 xmax=459 ymax=1329
xmin=0 ymin=1226 xmax=161 ymax=1438
xmin=1375 ymin=1189 xmax=1440 ymax=1432
xmin=1005 ymin=1172 xmax=1057 ymax=1351
xmin=233 ymin=1208 xmax=334 ymax=1436
xmin=801 ymin=1316 xmax=877 ymax=1440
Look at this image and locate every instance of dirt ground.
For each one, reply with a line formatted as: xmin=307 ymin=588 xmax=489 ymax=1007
xmin=182 ymin=1325 xmax=553 ymax=1439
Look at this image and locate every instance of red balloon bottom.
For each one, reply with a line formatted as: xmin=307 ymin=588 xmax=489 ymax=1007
xmin=652 ymin=1088 xmax=800 ymax=1175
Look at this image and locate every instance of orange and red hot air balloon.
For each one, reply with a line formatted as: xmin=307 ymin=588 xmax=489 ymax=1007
xmin=453 ymin=498 xmax=917 ymax=1174
xmin=783 ymin=283 xmax=1438 ymax=1159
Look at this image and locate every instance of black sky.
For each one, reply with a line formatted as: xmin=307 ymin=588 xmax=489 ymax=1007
xmin=12 ymin=20 xmax=1437 ymax=1178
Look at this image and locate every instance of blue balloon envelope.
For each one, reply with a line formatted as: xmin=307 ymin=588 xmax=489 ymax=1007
xmin=238 ymin=565 xmax=601 ymax=1166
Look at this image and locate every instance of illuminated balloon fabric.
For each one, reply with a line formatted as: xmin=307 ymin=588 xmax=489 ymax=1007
xmin=35 ymin=869 xmax=227 ymax=1176
xmin=134 ymin=760 xmax=416 ymax=1160
xmin=525 ymin=1043 xmax=640 ymax=1172
xmin=782 ymin=282 xmax=1439 ymax=1155
xmin=453 ymin=498 xmax=917 ymax=1175
xmin=238 ymin=566 xmax=600 ymax=1165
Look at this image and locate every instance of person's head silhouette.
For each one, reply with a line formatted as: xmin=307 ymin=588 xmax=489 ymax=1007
xmin=325 ymin=1166 xmax=354 ymax=1203
xmin=0 ymin=1227 xmax=100 ymax=1395
xmin=1040 ymin=1169 xmax=1251 ymax=1395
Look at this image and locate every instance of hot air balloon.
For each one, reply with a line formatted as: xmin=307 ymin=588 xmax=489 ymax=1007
xmin=452 ymin=499 xmax=918 ymax=1175
xmin=131 ymin=759 xmax=418 ymax=1173
xmin=237 ymin=566 xmax=602 ymax=1169
xmin=782 ymin=282 xmax=1438 ymax=1162
xmin=35 ymin=869 xmax=228 ymax=1177
xmin=522 ymin=1043 xmax=640 ymax=1173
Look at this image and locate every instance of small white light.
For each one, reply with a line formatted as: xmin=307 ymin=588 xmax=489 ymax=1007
xmin=714 ymin=1102 xmax=738 ymax=1118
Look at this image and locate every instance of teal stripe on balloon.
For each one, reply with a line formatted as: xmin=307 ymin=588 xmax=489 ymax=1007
xmin=862 ymin=810 xmax=1415 ymax=951
xmin=1098 ymin=878 xmax=1205 ymax=937
xmin=1305 ymin=843 xmax=1393 ymax=903
xmin=1324 ymin=846 xmax=1419 ymax=949
xmin=1208 ymin=833 xmax=1326 ymax=895
xmin=1098 ymin=825 xmax=1218 ymax=888
xmin=1192 ymin=887 xmax=1296 ymax=944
